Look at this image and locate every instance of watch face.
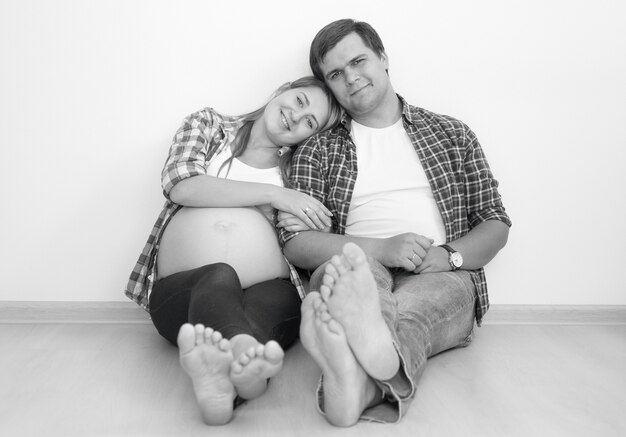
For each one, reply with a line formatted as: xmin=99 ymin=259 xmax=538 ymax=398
xmin=450 ymin=252 xmax=463 ymax=267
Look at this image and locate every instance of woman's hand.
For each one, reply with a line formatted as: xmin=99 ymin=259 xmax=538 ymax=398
xmin=270 ymin=188 xmax=332 ymax=230
xmin=276 ymin=211 xmax=333 ymax=233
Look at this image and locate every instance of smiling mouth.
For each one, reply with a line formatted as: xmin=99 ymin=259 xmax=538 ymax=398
xmin=350 ymin=84 xmax=371 ymax=96
xmin=280 ymin=111 xmax=290 ymax=130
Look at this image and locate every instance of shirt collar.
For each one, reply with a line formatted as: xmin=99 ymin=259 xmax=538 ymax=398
xmin=339 ymin=93 xmax=415 ymax=132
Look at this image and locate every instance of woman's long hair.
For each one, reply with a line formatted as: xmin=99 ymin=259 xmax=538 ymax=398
xmin=219 ymin=76 xmax=341 ymax=186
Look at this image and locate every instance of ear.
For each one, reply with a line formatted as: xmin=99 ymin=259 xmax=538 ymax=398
xmin=380 ymin=52 xmax=389 ymax=69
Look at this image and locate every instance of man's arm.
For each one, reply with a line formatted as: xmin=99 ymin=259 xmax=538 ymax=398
xmin=284 ymin=230 xmax=434 ymax=272
xmin=414 ymin=220 xmax=509 ymax=274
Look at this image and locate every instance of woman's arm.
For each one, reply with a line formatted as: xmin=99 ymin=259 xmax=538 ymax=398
xmin=160 ymin=109 xmax=331 ymax=229
xmin=170 ymin=176 xmax=332 ymax=230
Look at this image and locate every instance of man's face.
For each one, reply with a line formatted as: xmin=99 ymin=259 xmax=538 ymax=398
xmin=319 ymin=32 xmax=391 ymax=118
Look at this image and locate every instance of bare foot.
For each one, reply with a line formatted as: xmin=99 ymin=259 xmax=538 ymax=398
xmin=177 ymin=323 xmax=235 ymax=425
xmin=300 ymin=292 xmax=379 ymax=427
xmin=320 ymin=242 xmax=400 ymax=380
xmin=229 ymin=338 xmax=284 ymax=400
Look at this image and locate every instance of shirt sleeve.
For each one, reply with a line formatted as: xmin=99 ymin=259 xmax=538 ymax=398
xmin=161 ymin=109 xmax=217 ymax=200
xmin=277 ymin=137 xmax=327 ymax=246
xmin=461 ymin=126 xmax=512 ymax=229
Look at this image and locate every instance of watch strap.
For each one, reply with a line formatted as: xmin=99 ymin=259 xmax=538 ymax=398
xmin=439 ymin=244 xmax=460 ymax=270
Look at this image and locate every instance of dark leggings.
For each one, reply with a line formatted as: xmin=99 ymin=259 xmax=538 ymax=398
xmin=148 ymin=263 xmax=302 ymax=349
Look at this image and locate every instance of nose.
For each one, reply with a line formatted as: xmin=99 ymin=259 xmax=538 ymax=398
xmin=290 ymin=109 xmax=306 ymax=124
xmin=345 ymin=67 xmax=360 ymax=86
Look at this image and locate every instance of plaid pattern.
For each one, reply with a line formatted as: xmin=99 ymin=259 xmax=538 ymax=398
xmin=124 ymin=107 xmax=297 ymax=310
xmin=279 ymin=95 xmax=511 ymax=324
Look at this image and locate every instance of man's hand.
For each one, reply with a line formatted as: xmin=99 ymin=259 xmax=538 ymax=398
xmin=379 ymin=233 xmax=434 ymax=271
xmin=413 ymin=245 xmax=451 ymax=274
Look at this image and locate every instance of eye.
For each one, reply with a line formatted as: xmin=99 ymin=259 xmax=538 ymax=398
xmin=329 ymin=71 xmax=342 ymax=81
xmin=307 ymin=117 xmax=313 ymax=129
xmin=297 ymin=97 xmax=303 ymax=107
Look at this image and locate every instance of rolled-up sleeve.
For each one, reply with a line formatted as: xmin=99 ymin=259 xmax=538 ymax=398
xmin=462 ymin=127 xmax=512 ymax=229
xmin=161 ymin=109 xmax=216 ymax=200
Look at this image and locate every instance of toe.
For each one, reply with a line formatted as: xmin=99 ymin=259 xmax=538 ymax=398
xmin=231 ymin=361 xmax=243 ymax=374
xmin=302 ymin=292 xmax=319 ymax=313
xmin=343 ymin=242 xmax=367 ymax=268
xmin=194 ymin=324 xmax=206 ymax=345
xmin=218 ymin=338 xmax=231 ymax=352
xmin=322 ymin=272 xmax=335 ymax=288
xmin=204 ymin=327 xmax=215 ymax=343
xmin=320 ymin=285 xmax=332 ymax=301
xmin=326 ymin=318 xmax=344 ymax=335
xmin=210 ymin=330 xmax=223 ymax=345
xmin=177 ymin=323 xmax=196 ymax=353
xmin=324 ymin=263 xmax=339 ymax=280
xmin=264 ymin=341 xmax=284 ymax=364
xmin=330 ymin=254 xmax=348 ymax=275
xmin=255 ymin=344 xmax=265 ymax=357
xmin=319 ymin=310 xmax=331 ymax=322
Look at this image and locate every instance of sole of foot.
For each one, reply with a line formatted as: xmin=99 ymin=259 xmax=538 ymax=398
xmin=230 ymin=340 xmax=284 ymax=400
xmin=300 ymin=292 xmax=378 ymax=426
xmin=320 ymin=242 xmax=400 ymax=380
xmin=177 ymin=323 xmax=236 ymax=425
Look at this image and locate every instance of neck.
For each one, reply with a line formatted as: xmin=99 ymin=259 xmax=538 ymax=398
xmin=238 ymin=119 xmax=279 ymax=168
xmin=350 ymin=89 xmax=402 ymax=128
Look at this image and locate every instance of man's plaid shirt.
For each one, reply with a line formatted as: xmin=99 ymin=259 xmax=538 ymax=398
xmin=279 ymin=95 xmax=511 ymax=325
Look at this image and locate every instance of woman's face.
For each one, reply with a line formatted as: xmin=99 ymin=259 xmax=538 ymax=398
xmin=263 ymin=86 xmax=331 ymax=146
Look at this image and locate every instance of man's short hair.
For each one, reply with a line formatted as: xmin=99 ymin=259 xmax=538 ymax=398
xmin=309 ymin=19 xmax=386 ymax=81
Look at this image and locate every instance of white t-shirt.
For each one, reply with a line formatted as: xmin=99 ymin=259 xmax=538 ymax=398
xmin=346 ymin=119 xmax=446 ymax=245
xmin=207 ymin=145 xmax=283 ymax=221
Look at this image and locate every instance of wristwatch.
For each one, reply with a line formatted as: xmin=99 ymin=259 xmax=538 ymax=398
xmin=440 ymin=244 xmax=463 ymax=271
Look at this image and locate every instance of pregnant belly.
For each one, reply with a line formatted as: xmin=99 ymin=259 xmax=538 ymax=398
xmin=157 ymin=207 xmax=289 ymax=287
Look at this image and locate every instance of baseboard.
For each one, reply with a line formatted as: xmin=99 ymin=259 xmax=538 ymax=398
xmin=0 ymin=301 xmax=625 ymax=325
xmin=481 ymin=305 xmax=626 ymax=325
xmin=0 ymin=301 xmax=151 ymax=324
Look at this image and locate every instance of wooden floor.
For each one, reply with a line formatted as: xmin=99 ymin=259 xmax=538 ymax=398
xmin=1 ymin=320 xmax=625 ymax=436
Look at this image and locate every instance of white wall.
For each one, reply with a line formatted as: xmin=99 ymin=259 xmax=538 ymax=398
xmin=1 ymin=0 xmax=624 ymax=305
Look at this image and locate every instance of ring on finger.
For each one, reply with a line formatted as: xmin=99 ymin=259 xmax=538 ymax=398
xmin=411 ymin=253 xmax=417 ymax=263
xmin=304 ymin=207 xmax=311 ymax=213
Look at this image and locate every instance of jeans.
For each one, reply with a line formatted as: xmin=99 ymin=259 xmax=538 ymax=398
xmin=149 ymin=263 xmax=302 ymax=350
xmin=309 ymin=257 xmax=476 ymax=423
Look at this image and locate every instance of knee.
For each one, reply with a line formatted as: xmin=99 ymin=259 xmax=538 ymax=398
xmin=194 ymin=262 xmax=240 ymax=286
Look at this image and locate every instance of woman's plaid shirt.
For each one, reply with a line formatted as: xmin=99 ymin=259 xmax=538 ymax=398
xmin=124 ymin=108 xmax=278 ymax=311
xmin=279 ymin=96 xmax=511 ymax=325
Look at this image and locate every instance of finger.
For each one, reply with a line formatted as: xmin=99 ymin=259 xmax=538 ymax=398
xmin=414 ymin=263 xmax=430 ymax=274
xmin=304 ymin=207 xmax=326 ymax=230
xmin=296 ymin=210 xmax=317 ymax=230
xmin=277 ymin=218 xmax=299 ymax=228
xmin=277 ymin=212 xmax=295 ymax=221
xmin=400 ymin=258 xmax=415 ymax=272
xmin=408 ymin=252 xmax=422 ymax=267
xmin=311 ymin=208 xmax=332 ymax=228
xmin=412 ymin=246 xmax=427 ymax=260
xmin=414 ymin=235 xmax=434 ymax=249
xmin=285 ymin=224 xmax=308 ymax=232
xmin=311 ymin=199 xmax=333 ymax=218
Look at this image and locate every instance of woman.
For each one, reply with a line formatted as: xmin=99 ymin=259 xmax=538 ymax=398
xmin=125 ymin=76 xmax=341 ymax=425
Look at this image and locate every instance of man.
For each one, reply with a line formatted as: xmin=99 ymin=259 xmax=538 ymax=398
xmin=278 ymin=19 xmax=511 ymax=426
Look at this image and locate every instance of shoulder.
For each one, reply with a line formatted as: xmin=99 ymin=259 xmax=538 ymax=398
xmin=406 ymin=103 xmax=477 ymax=145
xmin=178 ymin=107 xmax=244 ymax=138
xmin=294 ymin=125 xmax=350 ymax=159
